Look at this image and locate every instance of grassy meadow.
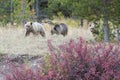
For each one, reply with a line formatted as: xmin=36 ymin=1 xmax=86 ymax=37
xmin=0 ymin=18 xmax=94 ymax=55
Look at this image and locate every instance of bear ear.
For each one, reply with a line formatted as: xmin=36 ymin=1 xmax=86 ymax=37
xmin=30 ymin=22 xmax=32 ymax=25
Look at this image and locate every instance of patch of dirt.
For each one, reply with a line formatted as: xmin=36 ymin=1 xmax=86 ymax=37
xmin=0 ymin=53 xmax=43 ymax=64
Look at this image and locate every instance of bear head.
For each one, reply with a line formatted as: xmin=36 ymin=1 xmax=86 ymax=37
xmin=24 ymin=22 xmax=33 ymax=31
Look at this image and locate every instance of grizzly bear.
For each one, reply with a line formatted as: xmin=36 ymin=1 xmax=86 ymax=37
xmin=24 ymin=22 xmax=46 ymax=37
xmin=51 ymin=23 xmax=68 ymax=36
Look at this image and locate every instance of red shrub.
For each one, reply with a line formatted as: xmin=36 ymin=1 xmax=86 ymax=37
xmin=0 ymin=61 xmax=42 ymax=80
xmin=0 ymin=37 xmax=120 ymax=80
xmin=45 ymin=37 xmax=120 ymax=80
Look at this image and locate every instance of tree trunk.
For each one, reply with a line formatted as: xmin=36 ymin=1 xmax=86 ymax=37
xmin=10 ymin=0 xmax=13 ymax=25
xmin=22 ymin=0 xmax=26 ymax=26
xmin=80 ymin=18 xmax=83 ymax=27
xmin=103 ymin=0 xmax=109 ymax=42
xmin=103 ymin=17 xmax=109 ymax=42
xmin=36 ymin=0 xmax=39 ymax=22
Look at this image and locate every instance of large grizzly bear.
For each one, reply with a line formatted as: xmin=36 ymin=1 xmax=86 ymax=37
xmin=24 ymin=22 xmax=46 ymax=37
xmin=51 ymin=23 xmax=68 ymax=36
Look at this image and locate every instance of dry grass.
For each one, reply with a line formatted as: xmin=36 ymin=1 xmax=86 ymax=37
xmin=0 ymin=23 xmax=94 ymax=55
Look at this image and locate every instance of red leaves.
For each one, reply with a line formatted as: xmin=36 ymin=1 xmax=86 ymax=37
xmin=46 ymin=37 xmax=120 ymax=80
xmin=0 ymin=37 xmax=120 ymax=80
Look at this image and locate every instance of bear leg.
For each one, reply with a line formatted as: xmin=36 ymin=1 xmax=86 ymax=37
xmin=25 ymin=31 xmax=31 ymax=37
